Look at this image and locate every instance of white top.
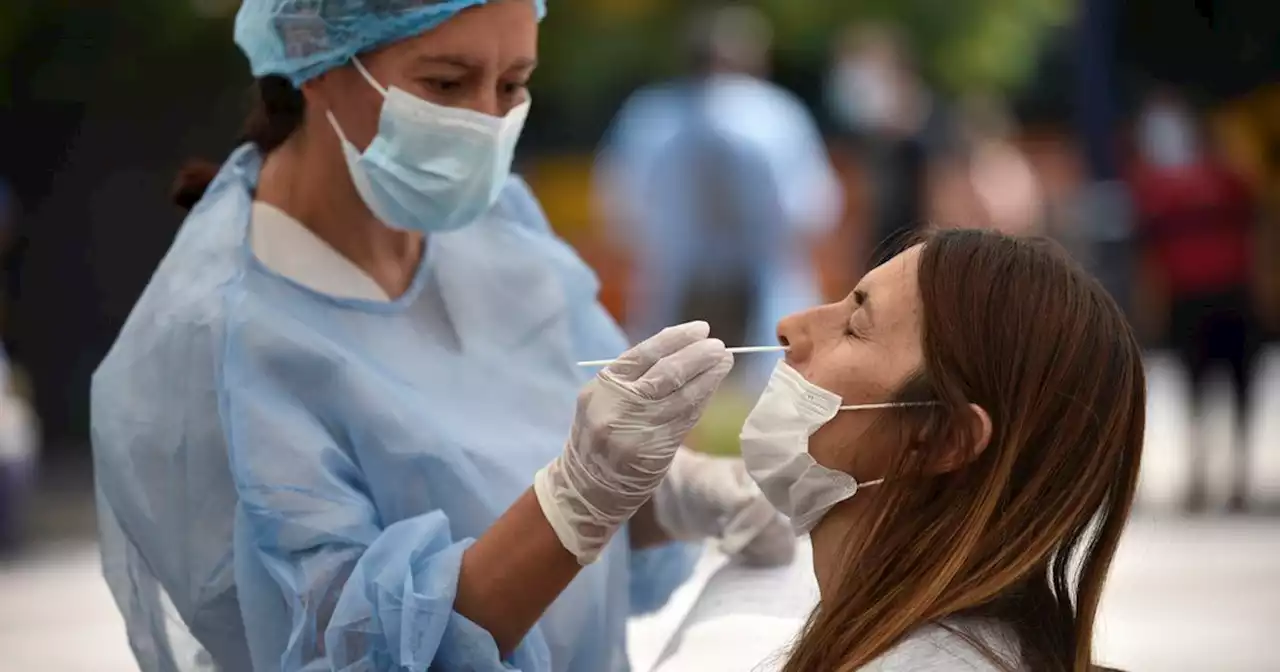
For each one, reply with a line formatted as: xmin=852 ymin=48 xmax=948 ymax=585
xmin=633 ymin=539 xmax=1021 ymax=671
xmin=863 ymin=620 xmax=1021 ymax=671
xmin=249 ymin=201 xmax=391 ymax=302
xmin=652 ymin=615 xmax=1018 ymax=671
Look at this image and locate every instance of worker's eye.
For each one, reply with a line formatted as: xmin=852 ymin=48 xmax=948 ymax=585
xmin=501 ymin=81 xmax=530 ymax=101
xmin=422 ymin=78 xmax=463 ymax=94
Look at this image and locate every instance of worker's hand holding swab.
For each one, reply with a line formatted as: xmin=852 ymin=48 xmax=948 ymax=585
xmin=534 ymin=321 xmax=733 ymax=564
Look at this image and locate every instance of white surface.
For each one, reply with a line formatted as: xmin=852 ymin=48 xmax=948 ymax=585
xmin=2 ymin=352 xmax=1279 ymax=672
xmin=633 ymin=517 xmax=1280 ymax=672
xmin=627 ymin=539 xmax=818 ymax=672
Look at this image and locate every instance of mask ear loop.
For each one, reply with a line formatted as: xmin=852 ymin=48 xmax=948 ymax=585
xmin=351 ymin=57 xmax=388 ymax=97
xmin=326 ymin=56 xmax=388 ymax=151
xmin=838 ymin=401 xmax=939 ymax=411
xmin=835 ymin=401 xmax=941 ymax=487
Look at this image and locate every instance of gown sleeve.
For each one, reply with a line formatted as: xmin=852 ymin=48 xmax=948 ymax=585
xmin=222 ymin=343 xmax=552 ymax=671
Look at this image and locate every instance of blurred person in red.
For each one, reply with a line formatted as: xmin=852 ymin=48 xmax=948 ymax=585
xmin=1127 ymin=87 xmax=1262 ymax=513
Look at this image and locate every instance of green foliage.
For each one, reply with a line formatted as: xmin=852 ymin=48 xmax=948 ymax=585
xmin=688 ymin=388 xmax=755 ymax=457
xmin=535 ymin=0 xmax=1074 ymax=110
xmin=0 ymin=0 xmax=234 ymax=104
xmin=0 ymin=0 xmax=1073 ymax=117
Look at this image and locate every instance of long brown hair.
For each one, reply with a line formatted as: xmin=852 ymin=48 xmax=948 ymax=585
xmin=783 ymin=229 xmax=1144 ymax=672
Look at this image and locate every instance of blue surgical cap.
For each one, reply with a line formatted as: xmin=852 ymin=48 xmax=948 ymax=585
xmin=235 ymin=0 xmax=548 ymax=86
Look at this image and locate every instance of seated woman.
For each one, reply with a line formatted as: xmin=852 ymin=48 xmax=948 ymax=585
xmin=741 ymin=229 xmax=1143 ymax=671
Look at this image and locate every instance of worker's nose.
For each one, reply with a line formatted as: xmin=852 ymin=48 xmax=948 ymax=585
xmin=776 ymin=311 xmax=812 ymax=366
xmin=458 ymin=90 xmax=503 ymax=118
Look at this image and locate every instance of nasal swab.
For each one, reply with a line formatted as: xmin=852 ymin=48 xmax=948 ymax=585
xmin=577 ymin=345 xmax=789 ymax=368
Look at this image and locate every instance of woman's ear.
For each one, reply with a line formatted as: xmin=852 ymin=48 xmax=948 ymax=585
xmin=922 ymin=403 xmax=992 ymax=475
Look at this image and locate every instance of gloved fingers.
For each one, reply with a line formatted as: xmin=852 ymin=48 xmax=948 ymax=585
xmin=630 ymin=339 xmax=730 ymax=400
xmin=629 ymin=351 xmax=733 ymax=428
xmin=604 ymin=321 xmax=710 ymax=383
xmin=665 ymin=350 xmax=734 ymax=407
xmin=728 ymin=457 xmax=756 ymax=489
xmin=734 ymin=518 xmax=797 ymax=568
xmin=722 ymin=499 xmax=797 ymax=568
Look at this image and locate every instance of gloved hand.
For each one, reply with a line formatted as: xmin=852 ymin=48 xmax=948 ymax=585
xmin=651 ymin=447 xmax=796 ymax=567
xmin=534 ymin=322 xmax=734 ymax=564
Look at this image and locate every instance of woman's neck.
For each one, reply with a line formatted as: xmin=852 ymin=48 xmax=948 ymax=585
xmin=255 ymin=133 xmax=424 ymax=299
xmin=808 ymin=492 xmax=882 ymax=600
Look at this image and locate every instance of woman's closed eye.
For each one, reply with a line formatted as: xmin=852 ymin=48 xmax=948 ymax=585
xmin=846 ymin=290 xmax=872 ymax=339
xmin=846 ymin=315 xmax=869 ymax=340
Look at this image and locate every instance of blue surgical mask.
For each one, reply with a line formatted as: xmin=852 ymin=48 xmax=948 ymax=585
xmin=326 ymin=57 xmax=531 ymax=234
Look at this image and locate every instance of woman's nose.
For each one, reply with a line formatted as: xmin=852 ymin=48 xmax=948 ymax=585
xmin=776 ymin=312 xmax=810 ymax=364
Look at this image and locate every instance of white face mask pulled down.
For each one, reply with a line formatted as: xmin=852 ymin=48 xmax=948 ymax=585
xmin=740 ymin=361 xmax=934 ymax=535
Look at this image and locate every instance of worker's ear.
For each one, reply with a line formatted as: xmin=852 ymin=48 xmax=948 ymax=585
xmin=920 ymin=403 xmax=992 ymax=475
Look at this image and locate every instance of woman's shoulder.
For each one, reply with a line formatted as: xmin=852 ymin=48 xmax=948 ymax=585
xmin=864 ymin=619 xmax=1022 ymax=671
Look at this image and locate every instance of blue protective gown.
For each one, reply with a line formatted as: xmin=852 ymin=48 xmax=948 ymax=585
xmin=91 ymin=146 xmax=698 ymax=672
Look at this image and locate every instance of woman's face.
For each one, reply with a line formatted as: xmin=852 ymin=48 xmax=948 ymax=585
xmin=776 ymin=245 xmax=926 ymax=482
xmin=308 ymin=0 xmax=539 ymax=151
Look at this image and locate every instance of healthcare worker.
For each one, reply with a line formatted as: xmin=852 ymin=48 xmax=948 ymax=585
xmin=91 ymin=2 xmax=793 ymax=671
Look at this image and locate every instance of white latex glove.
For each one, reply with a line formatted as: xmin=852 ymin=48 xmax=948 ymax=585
xmin=652 ymin=447 xmax=796 ymax=567
xmin=535 ymin=322 xmax=734 ymax=564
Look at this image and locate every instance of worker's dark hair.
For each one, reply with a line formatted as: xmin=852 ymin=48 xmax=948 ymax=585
xmin=171 ymin=76 xmax=305 ymax=211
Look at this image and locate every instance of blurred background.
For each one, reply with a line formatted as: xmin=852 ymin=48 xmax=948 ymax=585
xmin=1 ymin=0 xmax=1279 ymax=670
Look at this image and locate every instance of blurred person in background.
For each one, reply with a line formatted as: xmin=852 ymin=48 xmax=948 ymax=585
xmin=924 ymin=96 xmax=1043 ymax=236
xmin=0 ymin=179 xmax=38 ymax=554
xmin=0 ymin=343 xmax=39 ymax=554
xmin=0 ymin=178 xmax=13 ymax=333
xmin=1127 ymin=87 xmax=1262 ymax=513
xmin=946 ymin=95 xmax=1044 ymax=237
xmin=748 ymin=230 xmax=1142 ymax=671
xmin=595 ymin=4 xmax=842 ymax=393
xmin=825 ymin=25 xmax=943 ymax=256
xmin=90 ymin=1 xmax=793 ymax=670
